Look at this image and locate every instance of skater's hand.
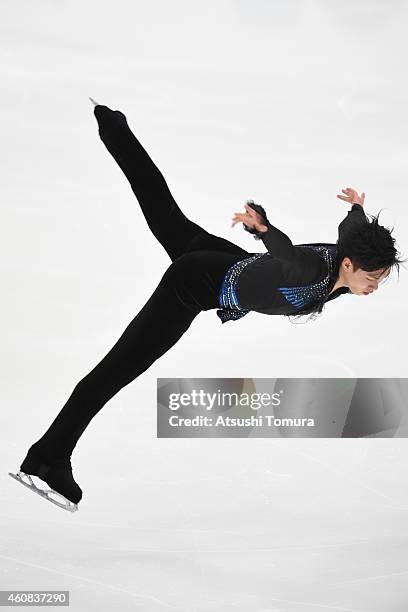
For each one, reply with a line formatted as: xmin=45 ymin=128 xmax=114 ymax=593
xmin=336 ymin=187 xmax=365 ymax=207
xmin=231 ymin=203 xmax=268 ymax=232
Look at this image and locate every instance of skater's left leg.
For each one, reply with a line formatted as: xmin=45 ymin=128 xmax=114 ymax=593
xmin=24 ymin=253 xmax=212 ymax=463
xmin=19 ymin=249 xmax=245 ymax=505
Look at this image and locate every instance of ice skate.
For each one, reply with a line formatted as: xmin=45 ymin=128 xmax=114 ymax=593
xmin=8 ymin=471 xmax=79 ymax=512
xmin=9 ymin=448 xmax=82 ymax=512
xmin=89 ymin=96 xmax=100 ymax=107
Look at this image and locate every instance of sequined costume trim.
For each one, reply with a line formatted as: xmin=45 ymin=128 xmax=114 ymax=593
xmin=216 ymin=253 xmax=267 ymax=323
xmin=277 ymin=245 xmax=337 ymax=310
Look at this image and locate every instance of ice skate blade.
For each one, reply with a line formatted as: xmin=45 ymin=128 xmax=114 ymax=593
xmin=89 ymin=96 xmax=100 ymax=107
xmin=8 ymin=471 xmax=79 ymax=513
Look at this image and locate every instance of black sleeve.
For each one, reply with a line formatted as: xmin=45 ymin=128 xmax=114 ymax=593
xmin=259 ymin=203 xmax=366 ymax=260
xmin=242 ymin=201 xmax=296 ymax=261
xmin=259 ymin=219 xmax=296 ymax=261
xmin=338 ymin=203 xmax=367 ymax=240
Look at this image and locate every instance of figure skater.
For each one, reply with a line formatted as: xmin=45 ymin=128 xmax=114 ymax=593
xmin=10 ymin=99 xmax=405 ymax=511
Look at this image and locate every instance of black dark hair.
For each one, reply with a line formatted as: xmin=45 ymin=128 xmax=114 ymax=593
xmin=285 ymin=208 xmax=407 ymax=324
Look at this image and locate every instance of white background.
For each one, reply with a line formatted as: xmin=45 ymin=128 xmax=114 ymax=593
xmin=1 ymin=1 xmax=408 ymax=610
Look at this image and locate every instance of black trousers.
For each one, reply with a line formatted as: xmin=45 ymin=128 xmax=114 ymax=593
xmin=31 ymin=105 xmax=249 ymax=461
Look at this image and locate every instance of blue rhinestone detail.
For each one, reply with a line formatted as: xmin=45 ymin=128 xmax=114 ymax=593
xmin=216 ymin=253 xmax=266 ymax=323
xmin=277 ymin=245 xmax=337 ymax=310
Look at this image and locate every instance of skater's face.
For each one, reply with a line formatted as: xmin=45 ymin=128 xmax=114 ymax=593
xmin=340 ymin=258 xmax=391 ymax=296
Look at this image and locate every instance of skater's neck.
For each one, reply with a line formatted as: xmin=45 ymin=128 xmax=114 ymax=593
xmin=329 ymin=270 xmax=348 ymax=295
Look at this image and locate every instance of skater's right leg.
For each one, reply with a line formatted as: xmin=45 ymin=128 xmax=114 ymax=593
xmin=94 ymin=103 xmax=252 ymax=261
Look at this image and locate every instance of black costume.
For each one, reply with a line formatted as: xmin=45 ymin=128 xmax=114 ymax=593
xmin=19 ymin=104 xmax=366 ymax=505
xmin=217 ymin=202 xmax=366 ymax=322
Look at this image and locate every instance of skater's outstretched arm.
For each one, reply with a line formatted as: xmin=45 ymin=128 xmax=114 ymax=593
xmin=232 ymin=202 xmax=296 ymax=261
xmin=257 ymin=219 xmax=295 ymax=260
xmin=260 ymin=203 xmax=366 ymax=257
xmin=233 ymin=188 xmax=368 ymax=260
xmin=338 ymin=204 xmax=367 ymax=239
xmin=336 ymin=187 xmax=367 ymax=241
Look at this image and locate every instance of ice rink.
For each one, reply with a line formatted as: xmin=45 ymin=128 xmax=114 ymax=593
xmin=2 ymin=1 xmax=408 ymax=610
xmin=3 ymin=434 xmax=408 ymax=611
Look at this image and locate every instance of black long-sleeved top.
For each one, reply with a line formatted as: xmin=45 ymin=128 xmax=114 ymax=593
xmin=217 ymin=203 xmax=367 ymax=323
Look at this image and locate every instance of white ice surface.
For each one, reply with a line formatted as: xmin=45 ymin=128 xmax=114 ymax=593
xmin=2 ymin=1 xmax=408 ymax=610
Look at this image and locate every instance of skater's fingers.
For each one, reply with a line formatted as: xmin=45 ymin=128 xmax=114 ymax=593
xmin=244 ymin=203 xmax=256 ymax=216
xmin=232 ymin=215 xmax=245 ymax=224
xmin=232 ymin=212 xmax=251 ymax=227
